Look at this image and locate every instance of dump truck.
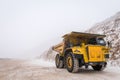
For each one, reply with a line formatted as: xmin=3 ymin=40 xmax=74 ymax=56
xmin=52 ymin=31 xmax=110 ymax=73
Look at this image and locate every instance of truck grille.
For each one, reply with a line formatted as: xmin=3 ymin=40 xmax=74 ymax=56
xmin=87 ymin=45 xmax=104 ymax=62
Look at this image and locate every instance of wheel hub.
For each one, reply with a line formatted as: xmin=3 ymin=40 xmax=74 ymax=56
xmin=67 ymin=56 xmax=72 ymax=68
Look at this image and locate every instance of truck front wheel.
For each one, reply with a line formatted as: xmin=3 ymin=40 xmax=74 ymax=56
xmin=65 ymin=52 xmax=79 ymax=73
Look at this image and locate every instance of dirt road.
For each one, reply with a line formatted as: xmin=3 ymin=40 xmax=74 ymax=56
xmin=0 ymin=59 xmax=120 ymax=80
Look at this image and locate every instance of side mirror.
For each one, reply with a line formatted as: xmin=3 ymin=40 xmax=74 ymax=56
xmin=107 ymin=41 xmax=112 ymax=48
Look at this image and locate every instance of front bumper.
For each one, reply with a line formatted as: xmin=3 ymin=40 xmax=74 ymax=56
xmin=88 ymin=62 xmax=107 ymax=66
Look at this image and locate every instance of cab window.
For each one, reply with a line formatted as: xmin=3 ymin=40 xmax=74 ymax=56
xmin=88 ymin=38 xmax=97 ymax=45
xmin=97 ymin=38 xmax=106 ymax=46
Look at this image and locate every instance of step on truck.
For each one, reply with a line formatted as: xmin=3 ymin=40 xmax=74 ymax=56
xmin=52 ymin=31 xmax=110 ymax=73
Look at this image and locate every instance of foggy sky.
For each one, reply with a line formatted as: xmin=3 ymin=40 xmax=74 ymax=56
xmin=0 ymin=0 xmax=120 ymax=59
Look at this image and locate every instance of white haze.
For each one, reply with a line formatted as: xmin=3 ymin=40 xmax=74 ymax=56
xmin=0 ymin=0 xmax=120 ymax=59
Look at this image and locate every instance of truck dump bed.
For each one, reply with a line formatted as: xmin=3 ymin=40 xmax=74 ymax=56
xmin=52 ymin=42 xmax=64 ymax=53
xmin=63 ymin=31 xmax=106 ymax=38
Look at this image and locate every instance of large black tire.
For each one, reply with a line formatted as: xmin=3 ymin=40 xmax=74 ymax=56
xmin=55 ymin=54 xmax=64 ymax=68
xmin=65 ymin=52 xmax=79 ymax=73
xmin=92 ymin=65 xmax=105 ymax=71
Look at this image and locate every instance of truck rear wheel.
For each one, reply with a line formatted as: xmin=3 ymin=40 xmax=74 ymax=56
xmin=65 ymin=52 xmax=79 ymax=73
xmin=92 ymin=65 xmax=105 ymax=71
xmin=55 ymin=54 xmax=64 ymax=68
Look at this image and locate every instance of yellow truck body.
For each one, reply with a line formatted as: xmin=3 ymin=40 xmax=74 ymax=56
xmin=53 ymin=32 xmax=110 ymax=73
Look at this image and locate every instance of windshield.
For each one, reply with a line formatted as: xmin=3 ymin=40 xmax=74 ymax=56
xmin=97 ymin=38 xmax=106 ymax=46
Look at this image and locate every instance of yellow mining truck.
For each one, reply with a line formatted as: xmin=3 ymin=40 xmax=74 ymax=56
xmin=52 ymin=32 xmax=110 ymax=73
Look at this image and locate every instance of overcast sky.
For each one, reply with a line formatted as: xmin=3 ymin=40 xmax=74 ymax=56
xmin=0 ymin=0 xmax=120 ymax=59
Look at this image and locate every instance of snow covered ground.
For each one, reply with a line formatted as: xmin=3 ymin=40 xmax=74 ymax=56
xmin=0 ymin=59 xmax=120 ymax=80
